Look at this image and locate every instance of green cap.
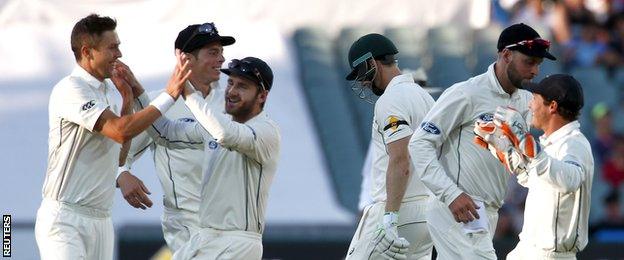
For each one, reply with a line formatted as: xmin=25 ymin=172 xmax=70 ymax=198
xmin=346 ymin=33 xmax=399 ymax=80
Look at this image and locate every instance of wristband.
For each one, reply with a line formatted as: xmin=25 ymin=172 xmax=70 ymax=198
xmin=149 ymin=92 xmax=175 ymax=113
xmin=116 ymin=164 xmax=130 ymax=181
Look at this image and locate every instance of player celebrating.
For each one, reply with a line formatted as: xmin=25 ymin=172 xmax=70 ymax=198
xmin=344 ymin=33 xmax=434 ymax=260
xmin=35 ymin=14 xmax=191 ymax=260
xmin=116 ymin=22 xmax=234 ymax=254
xmin=133 ymin=56 xmax=280 ymax=259
xmin=408 ymin=23 xmax=556 ymax=259
xmin=476 ymin=74 xmax=593 ymax=259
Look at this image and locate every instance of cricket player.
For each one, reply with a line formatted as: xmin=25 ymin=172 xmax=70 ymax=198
xmin=344 ymin=33 xmax=435 ymax=260
xmin=358 ymin=68 xmax=430 ymax=212
xmin=476 ymin=74 xmax=593 ymax=259
xmin=132 ymin=56 xmax=280 ymax=259
xmin=408 ymin=23 xmax=556 ymax=259
xmin=116 ymin=23 xmax=233 ymax=253
xmin=35 ymin=14 xmax=192 ymax=260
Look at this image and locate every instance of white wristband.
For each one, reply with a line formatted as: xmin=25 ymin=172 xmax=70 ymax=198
xmin=116 ymin=164 xmax=130 ymax=181
xmin=149 ymin=92 xmax=175 ymax=113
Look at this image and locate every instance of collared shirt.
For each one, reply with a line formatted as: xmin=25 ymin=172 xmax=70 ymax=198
xmin=127 ymin=82 xmax=224 ymax=213
xmin=516 ymin=121 xmax=594 ymax=253
xmin=409 ymin=63 xmax=533 ymax=209
xmin=137 ymin=90 xmax=281 ymax=234
xmin=370 ymin=74 xmax=435 ymax=203
xmin=43 ymin=65 xmax=120 ymax=212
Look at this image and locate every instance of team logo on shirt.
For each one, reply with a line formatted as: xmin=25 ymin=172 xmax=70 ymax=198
xmin=178 ymin=117 xmax=195 ymax=123
xmin=81 ymin=100 xmax=96 ymax=111
xmin=420 ymin=121 xmax=441 ymax=135
xmin=384 ymin=116 xmax=408 ymax=134
xmin=478 ymin=113 xmax=494 ymax=122
xmin=208 ymin=140 xmax=218 ymax=149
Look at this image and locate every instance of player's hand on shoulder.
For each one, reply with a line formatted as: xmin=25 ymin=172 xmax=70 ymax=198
xmin=448 ymin=192 xmax=480 ymax=224
xmin=117 ymin=171 xmax=153 ymax=210
xmin=371 ymin=212 xmax=410 ymax=260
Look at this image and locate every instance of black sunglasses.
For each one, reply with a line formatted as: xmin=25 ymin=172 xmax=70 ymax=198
xmin=228 ymin=59 xmax=267 ymax=91
xmin=180 ymin=23 xmax=218 ymax=52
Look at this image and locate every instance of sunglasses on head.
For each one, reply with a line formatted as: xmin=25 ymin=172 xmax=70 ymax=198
xmin=181 ymin=23 xmax=218 ymax=52
xmin=228 ymin=59 xmax=267 ymax=91
xmin=505 ymin=38 xmax=551 ymax=50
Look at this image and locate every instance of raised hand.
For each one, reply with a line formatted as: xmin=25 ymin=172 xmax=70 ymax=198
xmin=114 ymin=60 xmax=144 ymax=97
xmin=473 ymin=119 xmax=528 ymax=175
xmin=494 ymin=106 xmax=541 ymax=158
xmin=165 ymin=50 xmax=192 ymax=100
xmin=111 ymin=62 xmax=133 ymax=98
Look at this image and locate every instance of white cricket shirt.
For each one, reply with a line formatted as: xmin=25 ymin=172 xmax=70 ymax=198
xmin=43 ymin=65 xmax=121 ymax=212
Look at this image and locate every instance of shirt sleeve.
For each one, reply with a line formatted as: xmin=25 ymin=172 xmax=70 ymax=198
xmin=528 ymin=138 xmax=593 ymax=193
xmin=134 ymin=92 xmax=205 ymax=150
xmin=54 ymin=79 xmax=109 ymax=132
xmin=185 ymin=92 xmax=280 ymax=165
xmin=124 ymin=131 xmax=153 ymax=169
xmin=408 ymin=87 xmax=472 ymax=206
xmin=375 ymin=95 xmax=414 ymax=145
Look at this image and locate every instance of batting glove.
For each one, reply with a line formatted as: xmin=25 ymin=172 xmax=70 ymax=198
xmin=494 ymin=106 xmax=541 ymax=159
xmin=473 ymin=120 xmax=528 ymax=175
xmin=371 ymin=212 xmax=410 ymax=260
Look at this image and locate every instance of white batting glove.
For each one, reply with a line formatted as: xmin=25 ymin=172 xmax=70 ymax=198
xmin=494 ymin=106 xmax=541 ymax=159
xmin=473 ymin=119 xmax=527 ymax=175
xmin=371 ymin=212 xmax=410 ymax=260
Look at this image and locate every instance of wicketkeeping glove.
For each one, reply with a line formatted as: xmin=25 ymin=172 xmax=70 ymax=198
xmin=474 ymin=120 xmax=528 ymax=175
xmin=370 ymin=212 xmax=410 ymax=260
xmin=494 ymin=106 xmax=541 ymax=159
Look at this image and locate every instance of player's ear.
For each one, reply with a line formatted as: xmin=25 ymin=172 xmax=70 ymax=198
xmin=549 ymin=100 xmax=558 ymax=114
xmin=81 ymin=45 xmax=92 ymax=60
xmin=502 ymin=49 xmax=512 ymax=63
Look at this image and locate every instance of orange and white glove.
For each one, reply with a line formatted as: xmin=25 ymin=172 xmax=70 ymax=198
xmin=474 ymin=119 xmax=527 ymax=175
xmin=494 ymin=106 xmax=541 ymax=159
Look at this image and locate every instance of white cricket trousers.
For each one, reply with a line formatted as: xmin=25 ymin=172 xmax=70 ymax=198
xmin=345 ymin=196 xmax=433 ymax=260
xmin=35 ymin=198 xmax=114 ymax=260
xmin=161 ymin=207 xmax=200 ymax=254
xmin=173 ymin=227 xmax=262 ymax=260
xmin=426 ymin=198 xmax=499 ymax=260
xmin=507 ymin=241 xmax=577 ymax=260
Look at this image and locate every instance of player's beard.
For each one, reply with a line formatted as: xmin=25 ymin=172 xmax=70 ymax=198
xmin=226 ymin=92 xmax=261 ymax=121
xmin=506 ymin=61 xmax=525 ymax=89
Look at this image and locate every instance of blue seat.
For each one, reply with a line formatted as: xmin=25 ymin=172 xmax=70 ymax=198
xmin=426 ymin=25 xmax=473 ymax=89
xmin=293 ymin=27 xmax=365 ymax=212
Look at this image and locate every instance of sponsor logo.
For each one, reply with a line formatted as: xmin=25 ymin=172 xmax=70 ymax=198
xmin=385 ymin=116 xmax=401 ymax=131
xmin=478 ymin=113 xmax=494 ymax=122
xmin=81 ymin=100 xmax=96 ymax=111
xmin=420 ymin=121 xmax=441 ymax=135
xmin=208 ymin=140 xmax=218 ymax=150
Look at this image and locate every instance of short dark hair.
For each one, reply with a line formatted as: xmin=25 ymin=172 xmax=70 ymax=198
xmin=543 ymin=98 xmax=580 ymax=121
xmin=70 ymin=14 xmax=117 ymax=61
xmin=376 ymin=54 xmax=397 ymax=66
